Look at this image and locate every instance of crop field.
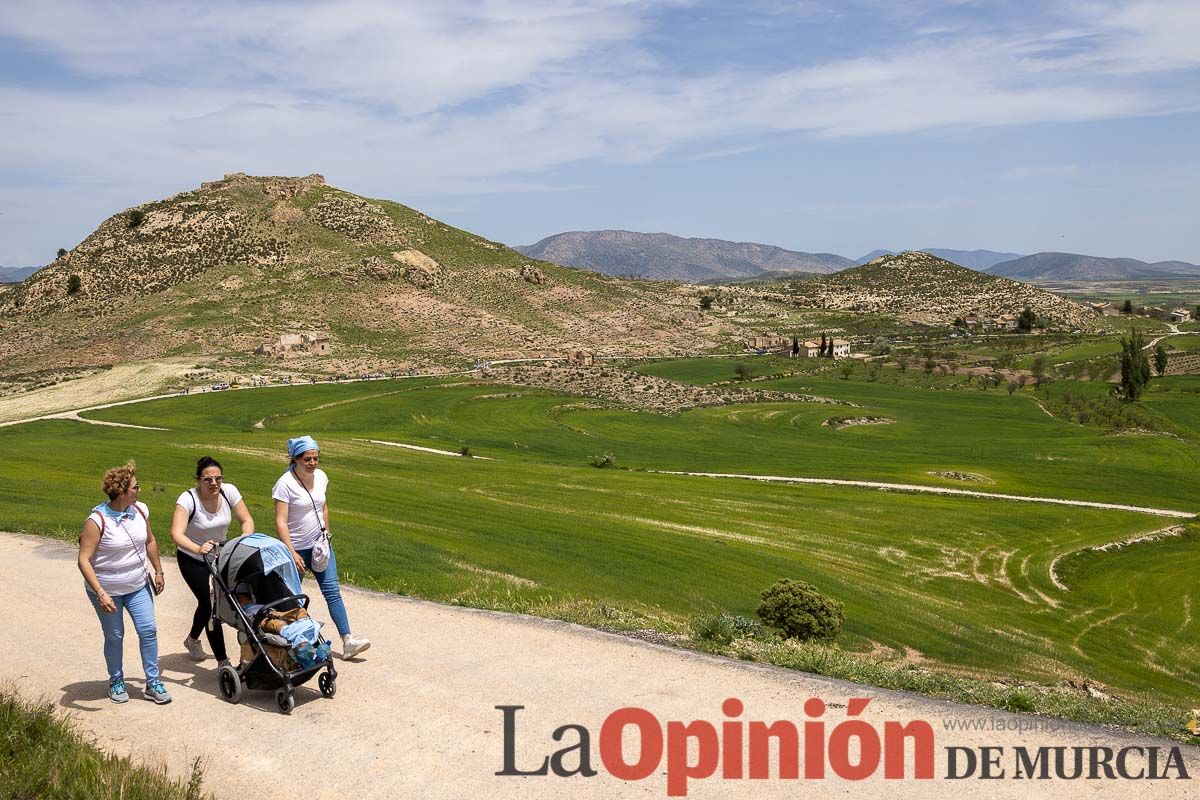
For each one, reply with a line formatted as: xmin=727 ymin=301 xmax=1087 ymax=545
xmin=2 ymin=366 xmax=1198 ymax=709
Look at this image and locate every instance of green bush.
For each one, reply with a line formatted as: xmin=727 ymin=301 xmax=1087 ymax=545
xmin=67 ymin=274 xmax=81 ymax=295
xmin=691 ymin=613 xmax=736 ymax=645
xmin=128 ymin=209 xmax=146 ymax=228
xmin=589 ymin=452 xmax=616 ymax=468
xmin=757 ymin=578 xmax=844 ymax=641
xmin=691 ymin=613 xmax=772 ymax=646
xmin=56 ymin=247 xmax=68 ymax=259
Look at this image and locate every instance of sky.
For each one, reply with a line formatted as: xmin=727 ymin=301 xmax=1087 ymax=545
xmin=1 ymin=0 xmax=1198 ymax=267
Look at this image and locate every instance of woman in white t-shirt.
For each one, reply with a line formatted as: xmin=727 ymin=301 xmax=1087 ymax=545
xmin=170 ymin=455 xmax=255 ymax=666
xmin=273 ymin=435 xmax=371 ymax=659
xmin=78 ymin=462 xmax=171 ymax=704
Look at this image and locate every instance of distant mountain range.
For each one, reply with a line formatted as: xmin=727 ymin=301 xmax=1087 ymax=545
xmin=0 ymin=266 xmax=36 ymax=283
xmin=515 ymin=231 xmax=853 ymax=283
xmin=986 ymin=252 xmax=1200 ymax=281
xmin=856 ymin=249 xmax=1024 ymax=270
xmin=518 ymin=232 xmax=1200 ymax=283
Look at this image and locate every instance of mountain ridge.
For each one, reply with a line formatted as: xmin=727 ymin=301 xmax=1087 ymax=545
xmin=988 ymin=251 xmax=1200 ymax=281
xmin=516 ymin=230 xmax=853 ymax=283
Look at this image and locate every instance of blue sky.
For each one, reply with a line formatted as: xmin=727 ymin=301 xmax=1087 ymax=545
xmin=1 ymin=0 xmax=1198 ymax=266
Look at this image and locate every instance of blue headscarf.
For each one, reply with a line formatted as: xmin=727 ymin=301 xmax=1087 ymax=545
xmin=287 ymin=435 xmax=320 ymax=460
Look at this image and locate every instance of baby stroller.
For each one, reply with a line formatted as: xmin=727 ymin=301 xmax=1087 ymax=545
xmin=205 ymin=533 xmax=337 ymax=713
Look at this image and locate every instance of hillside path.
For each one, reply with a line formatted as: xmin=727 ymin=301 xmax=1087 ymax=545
xmin=655 ymin=471 xmax=1196 ymax=518
xmin=3 ymin=532 xmax=1197 ymax=799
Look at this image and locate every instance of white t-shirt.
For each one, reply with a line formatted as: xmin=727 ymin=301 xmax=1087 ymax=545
xmin=272 ymin=468 xmax=328 ymax=551
xmin=174 ymin=483 xmax=244 ymax=560
xmin=87 ymin=501 xmax=150 ymax=595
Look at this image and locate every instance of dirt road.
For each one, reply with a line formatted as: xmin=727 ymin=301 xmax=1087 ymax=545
xmin=4 ymin=533 xmax=1196 ymax=799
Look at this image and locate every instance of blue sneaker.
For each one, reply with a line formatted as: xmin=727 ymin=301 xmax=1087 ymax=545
xmin=108 ymin=681 xmax=129 ymax=704
xmin=142 ymin=679 xmax=172 ymax=704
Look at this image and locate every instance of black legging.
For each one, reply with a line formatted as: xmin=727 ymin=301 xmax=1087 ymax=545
xmin=177 ymin=553 xmax=228 ymax=661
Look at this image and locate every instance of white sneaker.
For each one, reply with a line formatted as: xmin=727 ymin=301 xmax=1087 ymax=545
xmin=342 ymin=634 xmax=371 ymax=659
xmin=183 ymin=636 xmax=207 ymax=661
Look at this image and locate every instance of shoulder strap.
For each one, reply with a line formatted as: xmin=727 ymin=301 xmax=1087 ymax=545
xmin=290 ymin=467 xmax=325 ymax=532
xmin=89 ymin=511 xmax=106 ymax=537
xmin=189 ymin=488 xmax=234 ymax=523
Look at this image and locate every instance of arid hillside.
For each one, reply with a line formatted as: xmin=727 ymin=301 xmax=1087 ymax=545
xmin=0 ymin=174 xmax=740 ymax=376
xmin=770 ymin=251 xmax=1093 ymax=327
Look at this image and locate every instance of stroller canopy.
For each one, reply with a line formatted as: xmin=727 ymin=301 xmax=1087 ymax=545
xmin=214 ymin=534 xmax=303 ymax=627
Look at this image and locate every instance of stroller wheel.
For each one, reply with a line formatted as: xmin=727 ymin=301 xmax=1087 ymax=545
xmin=218 ymin=665 xmax=242 ymax=704
xmin=275 ymin=688 xmax=295 ymax=714
xmin=318 ymin=671 xmax=337 ymax=698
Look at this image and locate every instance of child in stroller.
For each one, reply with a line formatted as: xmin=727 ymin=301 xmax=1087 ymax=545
xmin=207 ymin=533 xmax=337 ymax=714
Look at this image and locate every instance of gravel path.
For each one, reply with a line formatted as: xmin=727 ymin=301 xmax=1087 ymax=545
xmin=654 ymin=471 xmax=1196 ymax=518
xmin=4 ymin=532 xmax=1197 ymax=799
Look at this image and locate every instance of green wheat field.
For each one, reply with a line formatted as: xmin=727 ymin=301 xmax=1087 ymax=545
xmin=3 ymin=360 xmax=1198 ymax=712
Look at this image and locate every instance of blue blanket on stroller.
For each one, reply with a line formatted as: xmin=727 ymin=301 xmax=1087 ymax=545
xmin=280 ymin=617 xmax=331 ymax=669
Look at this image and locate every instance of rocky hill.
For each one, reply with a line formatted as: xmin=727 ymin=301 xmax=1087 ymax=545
xmin=775 ymin=251 xmax=1093 ymax=327
xmin=0 ymin=174 xmax=742 ymax=376
xmin=516 ymin=230 xmax=852 ymax=283
xmin=855 ymin=248 xmax=1023 ymax=269
xmin=988 ymin=252 xmax=1200 ymax=281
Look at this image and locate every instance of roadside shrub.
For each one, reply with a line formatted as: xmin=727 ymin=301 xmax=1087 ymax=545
xmin=691 ymin=613 xmax=736 ymax=646
xmin=589 ymin=452 xmax=616 ymax=468
xmin=692 ymin=613 xmax=772 ymax=646
xmin=757 ymin=578 xmax=844 ymax=641
xmin=459 ymin=446 xmax=472 ymax=458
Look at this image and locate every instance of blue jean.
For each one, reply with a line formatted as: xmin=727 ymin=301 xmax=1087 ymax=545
xmin=86 ymin=582 xmax=159 ymax=684
xmin=296 ymin=545 xmax=351 ymax=637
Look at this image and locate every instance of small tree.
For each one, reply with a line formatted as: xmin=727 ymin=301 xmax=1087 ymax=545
xmin=819 ymin=333 xmax=828 ymax=357
xmin=895 ymin=354 xmax=909 ymax=372
xmin=791 ymin=336 xmax=799 ymax=358
xmin=923 ymin=357 xmax=936 ymax=375
xmin=56 ymin=247 xmax=68 ymax=259
xmin=699 ymin=295 xmax=714 ymax=311
xmin=1154 ymin=345 xmax=1169 ymax=377
xmin=1031 ymin=355 xmax=1046 ymax=388
xmin=128 ymin=209 xmax=145 ymax=228
xmin=1118 ymin=329 xmax=1151 ymax=401
xmin=734 ymin=362 xmax=754 ymax=382
xmin=1121 ymin=299 xmax=1134 ymax=315
xmin=67 ymin=274 xmax=81 ymax=294
xmin=840 ymin=362 xmax=854 ymax=380
xmin=1017 ymin=307 xmax=1036 ymax=333
xmin=756 ymin=578 xmax=844 ymax=641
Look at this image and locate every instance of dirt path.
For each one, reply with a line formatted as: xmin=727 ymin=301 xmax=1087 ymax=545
xmin=655 ymin=471 xmax=1196 ymax=519
xmin=4 ymin=532 xmax=1197 ymax=799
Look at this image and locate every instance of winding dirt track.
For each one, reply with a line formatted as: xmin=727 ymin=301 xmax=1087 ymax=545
xmin=4 ymin=532 xmax=1197 ymax=799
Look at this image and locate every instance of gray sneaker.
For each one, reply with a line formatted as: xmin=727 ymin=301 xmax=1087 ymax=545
xmin=108 ymin=680 xmax=129 ymax=704
xmin=143 ymin=679 xmax=172 ymax=704
xmin=183 ymin=636 xmax=207 ymax=661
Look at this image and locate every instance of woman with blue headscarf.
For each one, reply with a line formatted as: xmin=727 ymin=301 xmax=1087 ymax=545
xmin=272 ymin=435 xmax=371 ymax=659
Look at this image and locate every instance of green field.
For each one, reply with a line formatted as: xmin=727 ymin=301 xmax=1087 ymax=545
xmin=3 ymin=365 xmax=1198 ymax=717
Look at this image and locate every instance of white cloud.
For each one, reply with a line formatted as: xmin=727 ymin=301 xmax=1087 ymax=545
xmin=1 ymin=0 xmax=1198 ymax=262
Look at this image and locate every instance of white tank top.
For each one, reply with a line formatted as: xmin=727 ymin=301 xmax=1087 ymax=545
xmin=87 ymin=502 xmax=150 ymax=595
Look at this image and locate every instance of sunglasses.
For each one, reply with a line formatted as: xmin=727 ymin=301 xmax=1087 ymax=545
xmin=200 ymin=476 xmax=224 ymax=484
